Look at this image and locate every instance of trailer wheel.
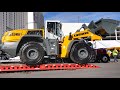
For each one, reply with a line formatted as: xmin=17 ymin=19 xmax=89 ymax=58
xmin=70 ymin=42 xmax=91 ymax=64
xmin=20 ymin=42 xmax=45 ymax=65
xmin=101 ymin=54 xmax=110 ymax=63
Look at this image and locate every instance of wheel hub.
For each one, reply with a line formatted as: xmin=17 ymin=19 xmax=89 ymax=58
xmin=102 ymin=56 xmax=108 ymax=61
xmin=27 ymin=49 xmax=39 ymax=60
xmin=78 ymin=49 xmax=88 ymax=59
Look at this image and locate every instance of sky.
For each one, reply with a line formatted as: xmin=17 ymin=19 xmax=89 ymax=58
xmin=43 ymin=12 xmax=120 ymax=23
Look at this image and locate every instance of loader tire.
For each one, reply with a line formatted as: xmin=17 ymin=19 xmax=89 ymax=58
xmin=85 ymin=42 xmax=96 ymax=62
xmin=20 ymin=42 xmax=45 ymax=66
xmin=87 ymin=49 xmax=96 ymax=63
xmin=70 ymin=42 xmax=92 ymax=64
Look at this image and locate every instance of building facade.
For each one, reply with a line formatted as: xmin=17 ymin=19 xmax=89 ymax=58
xmin=0 ymin=12 xmax=44 ymax=39
xmin=28 ymin=12 xmax=44 ymax=29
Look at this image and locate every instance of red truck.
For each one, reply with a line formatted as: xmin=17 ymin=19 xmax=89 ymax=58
xmin=95 ymin=48 xmax=110 ymax=63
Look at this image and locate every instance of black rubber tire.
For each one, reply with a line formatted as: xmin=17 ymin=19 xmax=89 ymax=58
xmin=0 ymin=54 xmax=9 ymax=60
xmin=101 ymin=54 xmax=110 ymax=63
xmin=0 ymin=51 xmax=10 ymax=60
xmin=82 ymin=41 xmax=96 ymax=63
xmin=42 ymin=58 xmax=50 ymax=64
xmin=70 ymin=42 xmax=92 ymax=64
xmin=19 ymin=42 xmax=45 ymax=66
xmin=55 ymin=58 xmax=63 ymax=63
xmin=88 ymin=48 xmax=96 ymax=63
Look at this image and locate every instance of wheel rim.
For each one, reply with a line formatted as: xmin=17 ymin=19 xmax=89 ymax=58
xmin=27 ymin=49 xmax=39 ymax=60
xmin=78 ymin=49 xmax=88 ymax=59
xmin=102 ymin=56 xmax=108 ymax=62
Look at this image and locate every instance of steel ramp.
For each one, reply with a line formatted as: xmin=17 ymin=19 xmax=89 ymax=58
xmin=0 ymin=63 xmax=100 ymax=72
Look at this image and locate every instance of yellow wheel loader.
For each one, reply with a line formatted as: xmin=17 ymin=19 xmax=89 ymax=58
xmin=0 ymin=20 xmax=96 ymax=65
xmin=0 ymin=18 xmax=119 ymax=65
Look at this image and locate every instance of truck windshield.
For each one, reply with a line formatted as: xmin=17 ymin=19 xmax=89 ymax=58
xmin=47 ymin=22 xmax=64 ymax=37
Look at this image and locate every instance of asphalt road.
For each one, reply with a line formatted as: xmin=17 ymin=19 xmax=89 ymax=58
xmin=0 ymin=59 xmax=120 ymax=78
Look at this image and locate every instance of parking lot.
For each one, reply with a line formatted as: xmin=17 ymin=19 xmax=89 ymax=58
xmin=0 ymin=59 xmax=120 ymax=78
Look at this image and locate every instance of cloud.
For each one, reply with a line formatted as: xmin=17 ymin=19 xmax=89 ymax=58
xmin=44 ymin=12 xmax=120 ymax=23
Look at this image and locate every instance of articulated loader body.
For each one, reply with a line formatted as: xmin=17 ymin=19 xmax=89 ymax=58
xmin=0 ymin=18 xmax=119 ymax=65
xmin=0 ymin=20 xmax=97 ymax=65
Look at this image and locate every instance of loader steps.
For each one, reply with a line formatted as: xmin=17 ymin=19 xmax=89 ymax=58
xmin=0 ymin=63 xmax=100 ymax=72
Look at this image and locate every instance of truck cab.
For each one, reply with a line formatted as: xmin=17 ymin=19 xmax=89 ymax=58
xmin=45 ymin=20 xmax=64 ymax=41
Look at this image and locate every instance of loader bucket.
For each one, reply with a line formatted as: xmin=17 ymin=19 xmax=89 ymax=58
xmin=88 ymin=18 xmax=120 ymax=37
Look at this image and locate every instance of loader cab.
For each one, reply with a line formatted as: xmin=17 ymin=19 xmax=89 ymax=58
xmin=45 ymin=20 xmax=63 ymax=40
